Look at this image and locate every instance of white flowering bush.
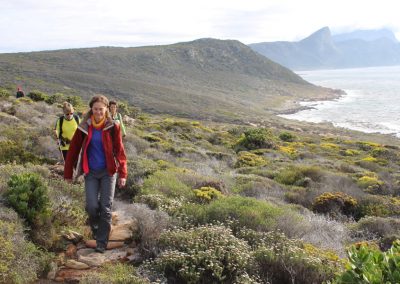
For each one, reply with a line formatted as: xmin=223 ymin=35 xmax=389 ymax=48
xmin=150 ymin=225 xmax=259 ymax=283
xmin=238 ymin=229 xmax=343 ymax=284
xmin=136 ymin=194 xmax=186 ymax=215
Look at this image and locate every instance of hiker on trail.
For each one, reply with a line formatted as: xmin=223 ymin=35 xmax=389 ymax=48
xmin=54 ymin=102 xmax=80 ymax=161
xmin=16 ymin=87 xmax=25 ymax=98
xmin=64 ymin=95 xmax=127 ymax=253
xmin=109 ymin=100 xmax=126 ymax=137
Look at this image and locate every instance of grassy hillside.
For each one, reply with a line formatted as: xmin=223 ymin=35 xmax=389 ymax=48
xmin=1 ymin=92 xmax=400 ymax=283
xmin=0 ymin=38 xmax=338 ymax=122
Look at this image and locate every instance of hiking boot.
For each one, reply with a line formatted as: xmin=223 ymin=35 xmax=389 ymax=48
xmin=95 ymin=244 xmax=106 ymax=253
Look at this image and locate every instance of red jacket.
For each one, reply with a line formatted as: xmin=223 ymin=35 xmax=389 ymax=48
xmin=64 ymin=117 xmax=127 ymax=180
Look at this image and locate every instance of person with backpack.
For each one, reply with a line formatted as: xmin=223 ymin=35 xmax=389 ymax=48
xmin=109 ymin=100 xmax=126 ymax=137
xmin=54 ymin=102 xmax=80 ymax=161
xmin=16 ymin=87 xmax=25 ymax=98
xmin=64 ymin=95 xmax=127 ymax=253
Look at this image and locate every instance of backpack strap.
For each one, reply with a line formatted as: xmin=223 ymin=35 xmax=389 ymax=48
xmin=73 ymin=114 xmax=79 ymax=125
xmin=58 ymin=116 xmax=64 ymax=139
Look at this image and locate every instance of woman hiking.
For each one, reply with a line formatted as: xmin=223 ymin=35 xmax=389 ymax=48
xmin=54 ymin=102 xmax=80 ymax=161
xmin=109 ymin=100 xmax=126 ymax=137
xmin=64 ymin=95 xmax=127 ymax=253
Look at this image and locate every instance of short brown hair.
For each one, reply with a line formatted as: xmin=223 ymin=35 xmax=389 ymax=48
xmin=109 ymin=100 xmax=117 ymax=106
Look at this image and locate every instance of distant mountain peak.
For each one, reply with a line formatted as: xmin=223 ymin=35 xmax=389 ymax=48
xmin=300 ymin=26 xmax=332 ymax=44
xmin=332 ymin=28 xmax=398 ymax=43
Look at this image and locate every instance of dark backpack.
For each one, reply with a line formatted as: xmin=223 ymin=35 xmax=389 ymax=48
xmin=58 ymin=114 xmax=80 ymax=139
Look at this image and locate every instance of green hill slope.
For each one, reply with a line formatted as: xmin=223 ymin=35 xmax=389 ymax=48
xmin=0 ymin=38 xmax=336 ymax=121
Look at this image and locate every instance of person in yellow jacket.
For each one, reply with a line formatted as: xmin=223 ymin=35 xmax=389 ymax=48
xmin=54 ymin=102 xmax=80 ymax=161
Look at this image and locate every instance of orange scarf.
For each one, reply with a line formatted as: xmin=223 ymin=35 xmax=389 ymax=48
xmin=91 ymin=115 xmax=106 ymax=129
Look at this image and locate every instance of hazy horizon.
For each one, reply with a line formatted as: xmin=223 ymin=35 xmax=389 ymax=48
xmin=2 ymin=0 xmax=400 ymax=53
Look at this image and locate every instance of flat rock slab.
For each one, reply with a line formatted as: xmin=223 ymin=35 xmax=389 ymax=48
xmin=109 ymin=220 xmax=138 ymax=241
xmin=85 ymin=240 xmax=125 ymax=249
xmin=65 ymin=259 xmax=90 ymax=270
xmin=78 ymin=247 xmax=128 ymax=267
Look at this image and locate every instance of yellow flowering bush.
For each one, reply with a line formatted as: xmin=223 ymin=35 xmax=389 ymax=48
xmin=321 ymin=142 xmax=340 ymax=151
xmin=235 ymin=151 xmax=268 ymax=168
xmin=279 ymin=145 xmax=297 ymax=158
xmin=357 ymin=175 xmax=384 ymax=191
xmin=361 ymin=156 xmax=378 ymax=163
xmin=193 ymin=186 xmax=223 ymax=203
xmin=343 ymin=149 xmax=360 ymax=156
xmin=313 ymin=192 xmax=357 ymax=218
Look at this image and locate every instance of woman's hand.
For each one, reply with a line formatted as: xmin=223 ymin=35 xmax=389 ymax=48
xmin=118 ymin=178 xmax=126 ymax=188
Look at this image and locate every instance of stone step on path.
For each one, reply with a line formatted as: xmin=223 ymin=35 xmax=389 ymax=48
xmin=48 ymin=211 xmax=140 ymax=283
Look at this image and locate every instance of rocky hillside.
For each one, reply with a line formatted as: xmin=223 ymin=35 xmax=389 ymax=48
xmin=0 ymin=38 xmax=336 ymax=121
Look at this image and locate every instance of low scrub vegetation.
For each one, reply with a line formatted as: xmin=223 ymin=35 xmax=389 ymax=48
xmin=1 ymin=92 xmax=400 ymax=282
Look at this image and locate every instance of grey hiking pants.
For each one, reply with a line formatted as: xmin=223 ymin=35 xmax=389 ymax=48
xmin=84 ymin=169 xmax=116 ymax=247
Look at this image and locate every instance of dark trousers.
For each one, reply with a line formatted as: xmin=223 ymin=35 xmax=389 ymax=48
xmin=84 ymin=169 xmax=116 ymax=247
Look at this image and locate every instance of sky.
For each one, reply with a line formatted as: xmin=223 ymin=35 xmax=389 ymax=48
xmin=1 ymin=0 xmax=400 ymax=53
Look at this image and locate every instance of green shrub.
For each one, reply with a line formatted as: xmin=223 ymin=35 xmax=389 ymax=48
xmin=333 ymin=241 xmax=400 ymax=284
xmin=275 ymin=165 xmax=324 ymax=187
xmin=117 ymin=101 xmax=141 ymax=117
xmin=143 ymin=134 xmax=163 ymax=143
xmin=151 ymin=225 xmax=256 ymax=283
xmin=44 ymin=92 xmax=66 ymax=104
xmin=0 ymin=208 xmax=53 ymax=283
xmin=356 ymin=195 xmax=400 ymax=218
xmin=279 ymin=131 xmax=297 ymax=142
xmin=28 ymin=90 xmax=48 ymax=102
xmin=0 ymin=88 xmax=11 ymax=98
xmin=180 ymin=196 xmax=284 ymax=232
xmin=80 ymin=263 xmax=149 ymax=284
xmin=65 ymin=95 xmax=84 ymax=107
xmin=313 ymin=192 xmax=357 ymax=218
xmin=124 ymin=158 xmax=161 ymax=198
xmin=370 ymin=147 xmax=391 ymax=159
xmin=0 ymin=140 xmax=44 ymax=164
xmin=235 ymin=128 xmax=276 ymax=151
xmin=5 ymin=173 xmax=50 ymax=226
xmin=141 ymin=169 xmax=192 ymax=198
xmin=235 ymin=151 xmax=268 ymax=168
xmin=239 ymin=229 xmax=342 ymax=284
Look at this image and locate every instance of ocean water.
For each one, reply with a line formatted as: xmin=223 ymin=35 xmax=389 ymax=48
xmin=280 ymin=66 xmax=400 ymax=137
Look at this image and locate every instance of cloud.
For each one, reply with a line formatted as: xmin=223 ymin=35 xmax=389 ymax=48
xmin=1 ymin=0 xmax=400 ymax=52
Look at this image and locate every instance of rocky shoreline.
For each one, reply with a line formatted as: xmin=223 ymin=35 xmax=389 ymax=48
xmin=277 ymin=88 xmax=346 ymax=115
